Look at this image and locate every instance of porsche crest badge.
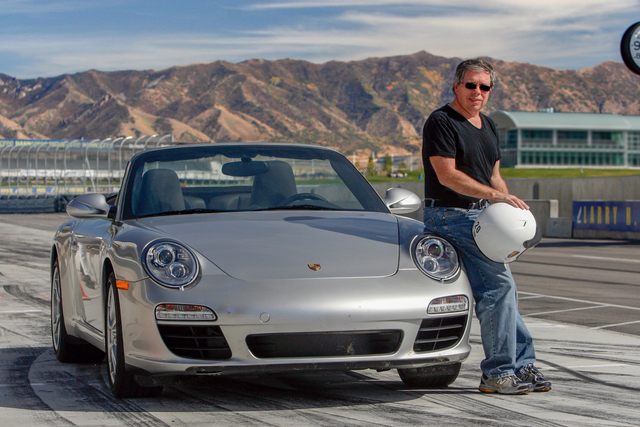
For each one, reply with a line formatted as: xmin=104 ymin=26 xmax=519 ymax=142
xmin=308 ymin=263 xmax=321 ymax=271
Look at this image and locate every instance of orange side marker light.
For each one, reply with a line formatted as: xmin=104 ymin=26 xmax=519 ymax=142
xmin=116 ymin=280 xmax=130 ymax=290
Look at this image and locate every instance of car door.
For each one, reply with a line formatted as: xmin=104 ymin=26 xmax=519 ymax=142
xmin=70 ymin=218 xmax=113 ymax=333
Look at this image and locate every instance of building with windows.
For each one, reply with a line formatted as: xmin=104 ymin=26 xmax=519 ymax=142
xmin=489 ymin=111 xmax=640 ymax=168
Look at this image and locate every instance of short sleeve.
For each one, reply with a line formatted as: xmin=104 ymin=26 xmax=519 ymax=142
xmin=423 ymin=111 xmax=457 ymax=159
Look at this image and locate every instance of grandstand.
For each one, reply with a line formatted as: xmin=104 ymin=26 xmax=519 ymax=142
xmin=0 ymin=135 xmax=174 ymax=213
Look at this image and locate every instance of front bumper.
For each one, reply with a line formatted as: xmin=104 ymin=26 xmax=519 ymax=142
xmin=118 ymin=269 xmax=473 ymax=383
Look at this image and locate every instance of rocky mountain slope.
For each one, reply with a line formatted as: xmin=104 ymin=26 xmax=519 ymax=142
xmin=1 ymin=51 xmax=639 ymax=154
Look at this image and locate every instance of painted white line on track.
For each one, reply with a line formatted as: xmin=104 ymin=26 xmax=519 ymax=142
xmin=592 ymin=319 xmax=640 ymax=330
xmin=525 ymin=252 xmax=640 ymax=264
xmin=519 ymin=291 xmax=640 ymax=312
xmin=519 ymin=295 xmax=545 ymax=300
xmin=543 ymin=364 xmax=630 ymax=371
xmin=524 ymin=305 xmax=607 ymax=317
xmin=572 ymin=255 xmax=640 ymax=264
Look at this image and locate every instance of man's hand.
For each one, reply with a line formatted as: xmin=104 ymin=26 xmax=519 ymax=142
xmin=490 ymin=193 xmax=529 ymax=210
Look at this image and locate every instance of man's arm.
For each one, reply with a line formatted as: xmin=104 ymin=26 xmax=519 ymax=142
xmin=430 ymin=156 xmax=529 ymax=209
xmin=490 ymin=160 xmax=509 ymax=193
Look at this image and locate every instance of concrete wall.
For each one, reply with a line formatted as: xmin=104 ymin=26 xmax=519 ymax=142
xmin=504 ymin=175 xmax=640 ymax=219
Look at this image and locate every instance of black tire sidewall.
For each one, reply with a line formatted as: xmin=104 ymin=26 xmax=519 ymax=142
xmin=621 ymin=22 xmax=640 ymax=76
xmin=51 ymin=260 xmax=67 ymax=358
xmin=106 ymin=273 xmax=127 ymax=395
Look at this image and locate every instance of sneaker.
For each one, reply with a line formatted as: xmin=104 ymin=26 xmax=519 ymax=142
xmin=517 ymin=364 xmax=552 ymax=392
xmin=478 ymin=374 xmax=533 ymax=395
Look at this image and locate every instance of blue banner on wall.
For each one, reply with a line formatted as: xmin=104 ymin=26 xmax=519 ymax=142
xmin=573 ymin=201 xmax=640 ymax=232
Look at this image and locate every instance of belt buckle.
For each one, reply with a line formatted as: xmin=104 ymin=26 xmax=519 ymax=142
xmin=470 ymin=199 xmax=486 ymax=209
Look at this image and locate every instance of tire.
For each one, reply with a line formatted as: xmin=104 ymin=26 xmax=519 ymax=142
xmin=105 ymin=271 xmax=163 ymax=398
xmin=398 ymin=363 xmax=461 ymax=388
xmin=51 ymin=259 xmax=105 ymax=363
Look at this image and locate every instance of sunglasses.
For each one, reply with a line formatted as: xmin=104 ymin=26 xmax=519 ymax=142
xmin=464 ymin=82 xmax=492 ymax=92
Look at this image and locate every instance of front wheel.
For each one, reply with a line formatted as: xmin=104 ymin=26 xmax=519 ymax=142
xmin=105 ymin=272 xmax=162 ymax=398
xmin=398 ymin=363 xmax=461 ymax=388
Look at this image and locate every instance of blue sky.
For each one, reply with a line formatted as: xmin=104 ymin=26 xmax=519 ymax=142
xmin=0 ymin=0 xmax=637 ymax=79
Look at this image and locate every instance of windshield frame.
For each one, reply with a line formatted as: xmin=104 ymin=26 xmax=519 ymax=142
xmin=118 ymin=143 xmax=389 ymax=221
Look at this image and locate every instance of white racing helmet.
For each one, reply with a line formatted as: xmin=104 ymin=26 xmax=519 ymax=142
xmin=472 ymin=203 xmax=542 ymax=263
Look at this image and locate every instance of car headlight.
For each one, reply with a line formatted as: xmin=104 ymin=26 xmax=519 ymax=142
xmin=143 ymin=240 xmax=199 ymax=288
xmin=412 ymin=235 xmax=460 ymax=282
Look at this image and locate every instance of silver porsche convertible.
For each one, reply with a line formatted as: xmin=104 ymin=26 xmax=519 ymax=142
xmin=50 ymin=143 xmax=472 ymax=398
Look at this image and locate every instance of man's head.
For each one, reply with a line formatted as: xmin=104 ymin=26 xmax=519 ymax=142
xmin=453 ymin=59 xmax=496 ymax=90
xmin=451 ymin=59 xmax=496 ymax=117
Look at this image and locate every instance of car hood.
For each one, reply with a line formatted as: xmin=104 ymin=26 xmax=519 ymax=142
xmin=137 ymin=211 xmax=400 ymax=280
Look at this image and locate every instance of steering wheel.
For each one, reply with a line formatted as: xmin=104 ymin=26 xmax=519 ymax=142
xmin=279 ymin=193 xmax=328 ymax=206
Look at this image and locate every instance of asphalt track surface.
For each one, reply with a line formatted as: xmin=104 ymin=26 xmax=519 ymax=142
xmin=1 ymin=213 xmax=639 ymax=426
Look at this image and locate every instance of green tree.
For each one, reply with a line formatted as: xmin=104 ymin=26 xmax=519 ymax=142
xmin=367 ymin=156 xmax=376 ymax=176
xmin=383 ymin=155 xmax=393 ymax=173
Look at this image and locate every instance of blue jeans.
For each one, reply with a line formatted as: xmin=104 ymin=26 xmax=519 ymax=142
xmin=423 ymin=206 xmax=536 ymax=379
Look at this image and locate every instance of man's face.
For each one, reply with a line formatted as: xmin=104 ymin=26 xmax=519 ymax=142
xmin=453 ymin=70 xmax=492 ymax=115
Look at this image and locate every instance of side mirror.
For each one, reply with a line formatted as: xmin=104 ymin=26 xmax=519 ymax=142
xmin=384 ymin=188 xmax=422 ymax=214
xmin=67 ymin=193 xmax=115 ymax=219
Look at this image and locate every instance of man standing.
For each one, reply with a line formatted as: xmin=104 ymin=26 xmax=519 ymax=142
xmin=422 ymin=59 xmax=551 ymax=395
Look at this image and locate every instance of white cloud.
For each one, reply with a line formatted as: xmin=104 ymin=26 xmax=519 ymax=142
xmin=245 ymin=0 xmax=635 ymax=15
xmin=242 ymin=1 xmax=635 ymax=68
xmin=0 ymin=0 xmax=634 ymax=77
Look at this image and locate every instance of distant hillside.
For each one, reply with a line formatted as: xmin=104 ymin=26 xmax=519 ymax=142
xmin=1 ymin=51 xmax=639 ymax=154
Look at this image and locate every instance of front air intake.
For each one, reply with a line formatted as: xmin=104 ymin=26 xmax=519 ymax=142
xmin=413 ymin=315 xmax=468 ymax=352
xmin=157 ymin=324 xmax=232 ymax=360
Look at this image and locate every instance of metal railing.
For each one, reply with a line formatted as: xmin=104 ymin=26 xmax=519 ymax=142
xmin=0 ymin=135 xmax=175 ymax=196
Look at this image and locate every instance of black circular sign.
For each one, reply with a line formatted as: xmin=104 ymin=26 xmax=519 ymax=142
xmin=621 ymin=22 xmax=640 ymax=75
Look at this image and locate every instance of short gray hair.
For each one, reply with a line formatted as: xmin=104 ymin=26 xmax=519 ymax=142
xmin=453 ymin=59 xmax=497 ymax=91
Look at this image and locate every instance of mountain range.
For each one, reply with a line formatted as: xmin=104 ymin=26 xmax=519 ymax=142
xmin=1 ymin=51 xmax=639 ymax=155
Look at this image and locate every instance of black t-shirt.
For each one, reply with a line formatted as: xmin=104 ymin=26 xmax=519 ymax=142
xmin=422 ymin=104 xmax=501 ymax=206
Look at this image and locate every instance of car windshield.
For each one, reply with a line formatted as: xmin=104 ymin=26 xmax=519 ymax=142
xmin=120 ymin=144 xmax=388 ymax=219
